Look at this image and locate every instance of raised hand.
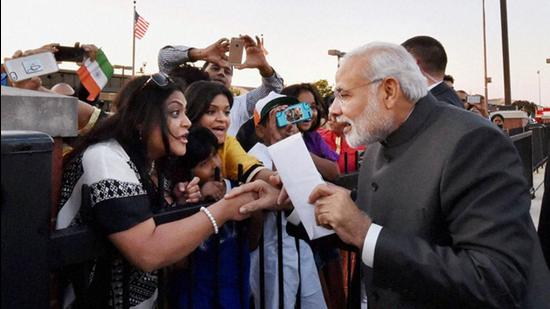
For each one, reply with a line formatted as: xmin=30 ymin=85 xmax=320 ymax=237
xmin=234 ymin=35 xmax=273 ymax=76
xmin=3 ymin=44 xmax=59 ymax=90
xmin=192 ymin=38 xmax=230 ymax=67
xmin=173 ymin=177 xmax=202 ymax=204
xmin=81 ymin=44 xmax=99 ymax=62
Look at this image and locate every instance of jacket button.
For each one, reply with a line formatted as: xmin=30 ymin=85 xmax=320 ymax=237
xmin=371 ymin=182 xmax=378 ymax=191
xmin=384 ymin=155 xmax=391 ymax=162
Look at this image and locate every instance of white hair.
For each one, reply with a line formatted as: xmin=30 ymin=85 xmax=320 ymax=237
xmin=341 ymin=42 xmax=428 ymax=103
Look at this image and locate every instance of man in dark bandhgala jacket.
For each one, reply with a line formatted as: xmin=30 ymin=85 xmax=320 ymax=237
xmin=538 ymin=163 xmax=550 ymax=268
xmin=308 ymin=41 xmax=550 ymax=308
xmin=229 ymin=41 xmax=550 ymax=308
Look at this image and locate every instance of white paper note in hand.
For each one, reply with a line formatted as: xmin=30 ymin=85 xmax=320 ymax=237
xmin=268 ymin=133 xmax=335 ymax=240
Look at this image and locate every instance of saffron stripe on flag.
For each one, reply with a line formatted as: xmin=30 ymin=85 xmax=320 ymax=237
xmin=76 ymin=49 xmax=113 ymax=101
xmin=77 ymin=65 xmax=102 ymax=101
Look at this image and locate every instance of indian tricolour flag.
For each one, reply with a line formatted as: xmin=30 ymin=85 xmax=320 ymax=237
xmin=77 ymin=49 xmax=113 ymax=101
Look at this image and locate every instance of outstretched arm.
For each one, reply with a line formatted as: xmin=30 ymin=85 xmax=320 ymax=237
xmin=158 ymin=38 xmax=230 ymax=74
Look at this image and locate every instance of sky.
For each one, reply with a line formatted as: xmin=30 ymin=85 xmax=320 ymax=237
xmin=2 ymin=0 xmax=549 ymax=106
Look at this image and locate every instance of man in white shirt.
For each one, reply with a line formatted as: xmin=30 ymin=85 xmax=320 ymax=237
xmin=158 ymin=36 xmax=284 ymax=135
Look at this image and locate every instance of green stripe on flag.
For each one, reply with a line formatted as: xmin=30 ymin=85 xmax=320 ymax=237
xmin=96 ymin=49 xmax=114 ymax=79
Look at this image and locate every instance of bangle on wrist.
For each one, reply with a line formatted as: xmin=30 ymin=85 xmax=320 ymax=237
xmin=200 ymin=206 xmax=219 ymax=234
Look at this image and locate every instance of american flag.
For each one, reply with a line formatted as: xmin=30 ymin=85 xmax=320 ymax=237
xmin=134 ymin=11 xmax=149 ymax=39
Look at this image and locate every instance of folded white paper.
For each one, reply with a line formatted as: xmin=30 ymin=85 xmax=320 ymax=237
xmin=268 ymin=133 xmax=334 ymax=240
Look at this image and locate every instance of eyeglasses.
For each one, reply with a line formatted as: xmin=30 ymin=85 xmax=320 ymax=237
xmin=141 ymin=72 xmax=174 ymax=90
xmin=334 ymin=78 xmax=383 ymax=104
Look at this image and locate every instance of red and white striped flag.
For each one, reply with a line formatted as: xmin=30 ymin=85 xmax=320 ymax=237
xmin=134 ymin=11 xmax=149 ymax=39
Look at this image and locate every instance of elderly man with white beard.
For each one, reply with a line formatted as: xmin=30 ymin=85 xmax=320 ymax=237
xmin=226 ymin=42 xmax=550 ymax=308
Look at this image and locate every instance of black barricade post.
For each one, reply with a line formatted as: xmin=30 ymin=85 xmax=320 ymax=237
xmin=1 ymin=131 xmax=53 ymax=308
xmin=511 ymin=131 xmax=534 ymax=197
xmin=528 ymin=125 xmax=550 ymax=170
xmin=344 ymin=152 xmax=349 ymax=174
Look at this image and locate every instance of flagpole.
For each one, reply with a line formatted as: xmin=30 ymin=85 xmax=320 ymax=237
xmin=132 ymin=0 xmax=136 ymax=76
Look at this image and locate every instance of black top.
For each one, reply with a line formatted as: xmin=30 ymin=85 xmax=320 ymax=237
xmin=429 ymin=82 xmax=464 ymax=109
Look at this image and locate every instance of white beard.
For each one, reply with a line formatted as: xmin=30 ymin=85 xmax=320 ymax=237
xmin=341 ymin=90 xmax=396 ymax=148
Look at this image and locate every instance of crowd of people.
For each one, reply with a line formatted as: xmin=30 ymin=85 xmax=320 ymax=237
xmin=2 ymin=34 xmax=549 ymax=309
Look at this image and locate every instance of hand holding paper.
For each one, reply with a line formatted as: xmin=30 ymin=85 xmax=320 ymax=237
xmin=309 ymin=183 xmax=371 ymax=248
xmin=268 ymin=133 xmax=334 ymax=240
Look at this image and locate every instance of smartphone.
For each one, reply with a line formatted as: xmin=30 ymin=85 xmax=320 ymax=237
xmin=467 ymin=95 xmax=482 ymax=104
xmin=276 ymin=102 xmax=313 ymax=128
xmin=54 ymin=46 xmax=85 ymax=62
xmin=4 ymin=52 xmax=59 ymax=82
xmin=228 ymin=38 xmax=244 ymax=65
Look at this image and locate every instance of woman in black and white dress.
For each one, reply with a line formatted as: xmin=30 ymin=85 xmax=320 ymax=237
xmin=56 ymin=73 xmax=256 ymax=308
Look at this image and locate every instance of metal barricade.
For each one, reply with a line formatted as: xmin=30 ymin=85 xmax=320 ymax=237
xmin=6 ymin=125 xmax=546 ymax=309
xmin=527 ymin=124 xmax=549 ymax=170
xmin=1 ymin=131 xmax=53 ymax=309
xmin=510 ymin=131 xmax=534 ymax=196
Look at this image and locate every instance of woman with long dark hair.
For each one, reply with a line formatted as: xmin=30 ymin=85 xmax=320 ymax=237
xmin=56 ymin=73 xmax=256 ymax=308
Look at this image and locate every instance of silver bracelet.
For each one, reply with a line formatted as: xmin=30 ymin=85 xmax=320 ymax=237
xmin=200 ymin=206 xmax=219 ymax=234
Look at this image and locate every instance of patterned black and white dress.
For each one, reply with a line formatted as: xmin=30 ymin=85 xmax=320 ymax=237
xmin=57 ymin=139 xmax=158 ymax=309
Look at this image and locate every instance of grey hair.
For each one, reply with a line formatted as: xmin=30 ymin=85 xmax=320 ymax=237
xmin=341 ymin=42 xmax=428 ymax=103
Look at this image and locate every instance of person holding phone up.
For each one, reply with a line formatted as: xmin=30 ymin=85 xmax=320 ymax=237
xmin=2 ymin=43 xmax=103 ymax=134
xmin=158 ymin=35 xmax=284 ymax=136
xmin=465 ymin=94 xmax=490 ymax=118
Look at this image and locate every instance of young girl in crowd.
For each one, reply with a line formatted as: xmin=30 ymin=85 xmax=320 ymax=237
xmin=184 ymin=80 xmax=268 ymax=183
xmin=170 ymin=127 xmax=251 ymax=308
xmin=173 ymin=80 xmax=278 ymax=308
xmin=171 ymin=127 xmax=226 ymax=202
xmin=56 ymin=74 xmax=256 ymax=308
xmin=281 ymin=84 xmax=340 ymax=181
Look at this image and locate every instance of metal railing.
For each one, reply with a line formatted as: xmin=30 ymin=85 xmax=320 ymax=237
xmin=510 ymin=124 xmax=549 ymax=197
xmin=528 ymin=124 xmax=550 ymax=170
xmin=2 ymin=125 xmax=548 ymax=308
xmin=511 ymin=131 xmax=535 ymax=192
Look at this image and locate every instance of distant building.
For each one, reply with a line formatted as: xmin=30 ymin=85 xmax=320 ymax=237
xmin=41 ymin=68 xmax=138 ymax=105
xmin=488 ymin=98 xmax=506 ymax=106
